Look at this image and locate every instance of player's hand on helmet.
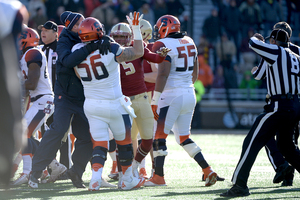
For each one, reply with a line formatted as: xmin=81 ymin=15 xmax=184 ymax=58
xmin=98 ymin=35 xmax=112 ymax=55
xmin=156 ymin=47 xmax=171 ymax=57
xmin=85 ymin=41 xmax=99 ymax=54
xmin=126 ymin=11 xmax=143 ymax=27
xmin=151 ymin=105 xmax=159 ymax=121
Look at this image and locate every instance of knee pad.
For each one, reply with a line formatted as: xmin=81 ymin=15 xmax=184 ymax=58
xmin=153 ymin=139 xmax=168 ymax=158
xmin=117 ymin=144 xmax=134 ymax=166
xmin=109 ymin=139 xmax=117 ymax=152
xmin=180 ymin=138 xmax=201 ymax=158
xmin=92 ymin=146 xmax=108 ymax=165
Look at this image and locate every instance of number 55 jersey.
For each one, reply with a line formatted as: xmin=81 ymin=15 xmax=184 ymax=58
xmin=152 ymin=35 xmax=197 ymax=90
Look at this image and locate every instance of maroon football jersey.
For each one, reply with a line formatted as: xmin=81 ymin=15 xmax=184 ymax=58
xmin=120 ymin=44 xmax=165 ymax=96
xmin=143 ymin=43 xmax=155 ymax=93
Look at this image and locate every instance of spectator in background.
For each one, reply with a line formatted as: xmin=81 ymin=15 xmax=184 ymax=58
xmin=84 ymin=0 xmax=102 ymax=17
xmin=239 ymin=70 xmax=261 ymax=89
xmin=239 ymin=0 xmax=262 ymax=38
xmin=286 ymin=0 xmax=300 ymax=37
xmin=65 ymin=0 xmax=85 ymax=13
xmin=91 ymin=1 xmax=115 ymax=31
xmin=27 ymin=0 xmax=47 ymax=20
xmin=239 ymin=27 xmax=258 ymax=74
xmin=202 ymin=7 xmax=221 ymax=71
xmin=45 ymin=0 xmax=64 ymax=21
xmin=153 ymin=0 xmax=168 ymax=22
xmin=212 ymin=65 xmax=225 ymax=89
xmin=197 ymin=55 xmax=214 ymax=91
xmin=216 ymin=32 xmax=238 ymax=88
xmin=114 ymin=0 xmax=134 ymax=22
xmin=138 ymin=2 xmax=155 ymax=26
xmin=221 ymin=0 xmax=241 ymax=63
xmin=29 ymin=7 xmax=48 ymax=30
xmin=197 ymin=35 xmax=210 ymax=66
xmin=260 ymin=0 xmax=283 ymax=37
xmin=50 ymin=6 xmax=66 ymax=25
xmin=166 ymin=0 xmax=185 ymax=18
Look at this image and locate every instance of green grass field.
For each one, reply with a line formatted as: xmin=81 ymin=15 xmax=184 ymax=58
xmin=2 ymin=133 xmax=299 ymax=200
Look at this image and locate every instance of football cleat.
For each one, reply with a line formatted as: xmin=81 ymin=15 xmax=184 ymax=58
xmin=101 ymin=177 xmax=117 ymax=188
xmin=108 ymin=161 xmax=119 ymax=180
xmin=40 ymin=169 xmax=50 ymax=183
xmin=88 ymin=178 xmax=102 ymax=191
xmin=11 ymin=173 xmax=29 ymax=186
xmin=139 ymin=168 xmax=148 ymax=179
xmin=220 ymin=184 xmax=250 ymax=197
xmin=108 ymin=172 xmax=119 ymax=180
xmin=202 ymin=166 xmax=217 ymax=186
xmin=144 ymin=174 xmax=166 ymax=187
xmin=28 ymin=173 xmax=40 ymax=189
xmin=121 ymin=176 xmax=145 ymax=190
xmin=47 ymin=160 xmax=67 ymax=183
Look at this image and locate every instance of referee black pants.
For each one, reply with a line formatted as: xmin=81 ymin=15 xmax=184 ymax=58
xmin=231 ymin=98 xmax=300 ymax=187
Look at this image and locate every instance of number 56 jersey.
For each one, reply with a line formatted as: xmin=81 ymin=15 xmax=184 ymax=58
xmin=72 ymin=42 xmax=123 ymax=100
xmin=152 ymin=35 xmax=197 ymax=90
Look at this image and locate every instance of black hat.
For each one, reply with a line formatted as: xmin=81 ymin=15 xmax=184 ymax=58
xmin=265 ymin=29 xmax=289 ymax=43
xmin=38 ymin=21 xmax=58 ymax=32
xmin=60 ymin=11 xmax=83 ymax=30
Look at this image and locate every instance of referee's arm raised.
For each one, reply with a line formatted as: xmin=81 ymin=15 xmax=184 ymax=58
xmin=248 ymin=34 xmax=279 ymax=65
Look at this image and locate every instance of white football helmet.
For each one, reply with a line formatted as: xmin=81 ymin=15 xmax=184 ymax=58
xmin=140 ymin=19 xmax=152 ymax=41
xmin=110 ymin=23 xmax=132 ymax=46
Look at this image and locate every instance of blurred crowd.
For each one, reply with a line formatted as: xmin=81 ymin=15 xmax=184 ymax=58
xmin=199 ymin=0 xmax=300 ymax=92
xmin=19 ymin=0 xmax=300 ymax=93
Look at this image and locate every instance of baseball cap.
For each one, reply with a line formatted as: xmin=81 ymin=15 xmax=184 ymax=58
xmin=265 ymin=29 xmax=289 ymax=43
xmin=38 ymin=21 xmax=58 ymax=32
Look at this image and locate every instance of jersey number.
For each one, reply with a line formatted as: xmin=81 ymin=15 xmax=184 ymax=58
xmin=77 ymin=54 xmax=108 ymax=81
xmin=121 ymin=61 xmax=136 ymax=75
xmin=176 ymin=45 xmax=196 ymax=71
xmin=291 ymin=54 xmax=300 ymax=75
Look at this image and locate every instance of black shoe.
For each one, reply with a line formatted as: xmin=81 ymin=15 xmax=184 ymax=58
xmin=281 ymin=178 xmax=293 ymax=186
xmin=66 ymin=169 xmax=86 ymax=188
xmin=56 ymin=172 xmax=69 ymax=180
xmin=220 ymin=184 xmax=250 ymax=197
xmin=273 ymin=163 xmax=293 ymax=183
xmin=202 ymin=174 xmax=225 ymax=181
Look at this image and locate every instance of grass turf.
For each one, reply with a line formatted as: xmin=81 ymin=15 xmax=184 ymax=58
xmin=3 ymin=133 xmax=300 ymax=200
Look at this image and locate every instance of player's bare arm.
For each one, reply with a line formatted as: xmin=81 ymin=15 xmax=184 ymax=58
xmin=192 ymin=56 xmax=199 ymax=83
xmin=116 ymin=40 xmax=144 ymax=63
xmin=155 ymin=61 xmax=171 ymax=93
xmin=25 ymin=63 xmax=40 ymax=91
xmin=144 ymin=63 xmax=158 ymax=83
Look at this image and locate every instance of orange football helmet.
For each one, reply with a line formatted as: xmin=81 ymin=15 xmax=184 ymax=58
xmin=18 ymin=27 xmax=40 ymax=51
xmin=154 ymin=15 xmax=180 ymax=40
xmin=78 ymin=17 xmax=104 ymax=42
xmin=57 ymin=25 xmax=64 ymax=41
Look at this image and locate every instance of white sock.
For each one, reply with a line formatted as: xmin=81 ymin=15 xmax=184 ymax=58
xmin=91 ymin=167 xmax=103 ymax=180
xmin=109 ymin=151 xmax=117 ymax=161
xmin=22 ymin=155 xmax=32 ymax=174
xmin=139 ymin=158 xmax=146 ymax=169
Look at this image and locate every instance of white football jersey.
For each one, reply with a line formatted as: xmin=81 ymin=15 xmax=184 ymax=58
xmin=157 ymin=36 xmax=197 ymax=90
xmin=72 ymin=43 xmax=123 ymax=100
xmin=20 ymin=47 xmax=53 ymax=97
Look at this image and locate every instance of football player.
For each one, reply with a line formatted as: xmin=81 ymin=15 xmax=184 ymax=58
xmin=73 ymin=13 xmax=146 ymax=191
xmin=12 ymin=27 xmax=55 ymax=186
xmin=145 ymin=15 xmax=221 ymax=187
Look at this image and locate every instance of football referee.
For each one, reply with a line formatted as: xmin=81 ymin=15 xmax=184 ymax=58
xmin=221 ymin=29 xmax=300 ymax=197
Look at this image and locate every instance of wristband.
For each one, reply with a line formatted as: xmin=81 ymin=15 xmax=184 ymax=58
xmin=151 ymin=91 xmax=161 ymax=105
xmin=132 ymin=25 xmax=143 ymax=41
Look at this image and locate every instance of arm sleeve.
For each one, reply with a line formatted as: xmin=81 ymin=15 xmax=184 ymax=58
xmin=142 ymin=47 xmax=165 ymax=63
xmin=248 ymin=37 xmax=279 ymax=65
xmin=253 ymin=59 xmax=266 ymax=80
xmin=25 ymin=49 xmax=42 ymax=67
xmin=57 ymin=37 xmax=90 ymax=68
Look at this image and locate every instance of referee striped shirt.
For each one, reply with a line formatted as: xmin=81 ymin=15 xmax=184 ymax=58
xmin=249 ymin=37 xmax=300 ymax=96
